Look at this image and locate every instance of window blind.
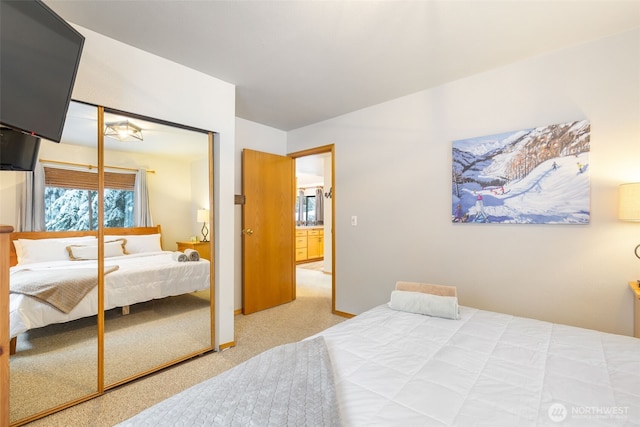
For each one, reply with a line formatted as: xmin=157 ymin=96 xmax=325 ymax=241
xmin=44 ymin=167 xmax=135 ymax=191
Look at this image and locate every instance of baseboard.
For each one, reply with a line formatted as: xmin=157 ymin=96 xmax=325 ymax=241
xmin=218 ymin=341 xmax=236 ymax=351
xmin=333 ymin=309 xmax=355 ymax=319
xmin=234 ymin=309 xmax=242 ymax=315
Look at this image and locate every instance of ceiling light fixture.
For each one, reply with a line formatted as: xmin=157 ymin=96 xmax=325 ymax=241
xmin=104 ymin=120 xmax=143 ymax=142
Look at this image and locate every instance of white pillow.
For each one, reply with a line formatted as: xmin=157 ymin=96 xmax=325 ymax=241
xmin=14 ymin=236 xmax=96 ymax=265
xmin=389 ymin=290 xmax=460 ymax=320
xmin=108 ymin=233 xmax=162 ymax=254
xmin=67 ymin=239 xmax=127 ymax=260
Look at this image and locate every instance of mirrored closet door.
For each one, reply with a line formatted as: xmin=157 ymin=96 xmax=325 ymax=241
xmin=100 ymin=109 xmax=213 ymax=387
xmin=9 ymin=102 xmax=100 ymax=424
xmin=8 ymin=101 xmax=215 ymax=426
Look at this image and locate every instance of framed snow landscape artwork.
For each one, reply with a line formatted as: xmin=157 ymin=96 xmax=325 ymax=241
xmin=451 ymin=120 xmax=590 ymax=224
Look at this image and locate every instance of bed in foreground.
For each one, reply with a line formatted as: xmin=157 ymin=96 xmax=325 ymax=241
xmin=118 ymin=282 xmax=640 ymax=426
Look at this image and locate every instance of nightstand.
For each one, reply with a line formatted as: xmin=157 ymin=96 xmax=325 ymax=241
xmin=629 ymin=281 xmax=640 ymax=338
xmin=176 ymin=241 xmax=211 ymax=261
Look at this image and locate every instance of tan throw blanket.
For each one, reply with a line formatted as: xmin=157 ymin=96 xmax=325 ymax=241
xmin=395 ymin=280 xmax=458 ymax=297
xmin=10 ymin=265 xmax=119 ymax=313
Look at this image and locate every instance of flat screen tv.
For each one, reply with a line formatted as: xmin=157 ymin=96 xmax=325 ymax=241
xmin=0 ymin=128 xmax=41 ymax=171
xmin=0 ymin=0 xmax=84 ymax=143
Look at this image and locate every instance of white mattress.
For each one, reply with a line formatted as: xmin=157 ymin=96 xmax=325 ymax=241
xmin=317 ymin=304 xmax=640 ymax=426
xmin=10 ymin=251 xmax=210 ymax=338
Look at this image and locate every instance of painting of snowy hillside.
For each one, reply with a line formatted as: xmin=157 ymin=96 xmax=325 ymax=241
xmin=452 ymin=120 xmax=590 ymax=224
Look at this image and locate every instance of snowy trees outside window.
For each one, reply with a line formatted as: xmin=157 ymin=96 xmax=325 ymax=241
xmin=45 ymin=187 xmax=134 ymax=231
xmin=43 ymin=166 xmax=136 ymax=231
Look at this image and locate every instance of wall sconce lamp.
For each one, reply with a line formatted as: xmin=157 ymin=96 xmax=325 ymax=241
xmin=104 ymin=120 xmax=143 ymax=142
xmin=197 ymin=209 xmax=210 ymax=242
xmin=618 ymin=182 xmax=640 ymax=259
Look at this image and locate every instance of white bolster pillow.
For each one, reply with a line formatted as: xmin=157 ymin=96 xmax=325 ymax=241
xmin=172 ymin=251 xmax=188 ymax=262
xmin=184 ymin=248 xmax=200 ymax=261
xmin=389 ymin=290 xmax=459 ymax=320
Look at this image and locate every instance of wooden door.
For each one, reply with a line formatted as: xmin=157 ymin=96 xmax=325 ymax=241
xmin=1 ymin=226 xmax=12 ymax=427
xmin=242 ymin=149 xmax=295 ymax=314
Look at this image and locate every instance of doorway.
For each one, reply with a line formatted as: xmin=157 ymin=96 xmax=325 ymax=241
xmin=289 ymin=145 xmax=334 ymax=313
xmin=240 ymin=145 xmax=335 ymax=315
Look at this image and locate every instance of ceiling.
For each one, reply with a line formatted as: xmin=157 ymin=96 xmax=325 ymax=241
xmin=60 ymin=101 xmax=326 ymax=178
xmin=44 ymin=1 xmax=640 ymax=132
xmin=56 ymin=101 xmax=208 ymax=160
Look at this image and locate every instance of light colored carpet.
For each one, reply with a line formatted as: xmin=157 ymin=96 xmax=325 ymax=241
xmin=24 ymin=268 xmax=343 ymax=427
xmin=297 ymin=260 xmax=325 ymax=271
xmin=10 ymin=290 xmax=212 ymax=423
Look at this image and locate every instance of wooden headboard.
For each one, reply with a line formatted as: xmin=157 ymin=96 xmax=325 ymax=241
xmin=9 ymin=225 xmax=162 ymax=267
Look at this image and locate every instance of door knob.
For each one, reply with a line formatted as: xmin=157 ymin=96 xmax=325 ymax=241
xmin=245 ymin=228 xmax=254 ymax=235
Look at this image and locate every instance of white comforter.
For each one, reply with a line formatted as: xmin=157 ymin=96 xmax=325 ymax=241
xmin=10 ymin=251 xmax=210 ymax=338
xmin=318 ymin=304 xmax=640 ymax=426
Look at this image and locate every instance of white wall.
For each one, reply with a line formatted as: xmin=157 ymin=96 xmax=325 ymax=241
xmin=287 ymin=29 xmax=640 ymax=336
xmin=190 ymin=156 xmax=210 ymax=240
xmin=64 ymin=25 xmax=236 ymax=347
xmin=234 ymin=118 xmax=287 ymax=310
xmin=0 ymin=172 xmax=21 ymax=224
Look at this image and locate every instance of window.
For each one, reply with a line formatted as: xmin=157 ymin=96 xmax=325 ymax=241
xmin=44 ymin=167 xmax=135 ymax=231
xmin=295 ymin=194 xmax=316 ymax=226
xmin=305 ymin=195 xmax=316 ymax=224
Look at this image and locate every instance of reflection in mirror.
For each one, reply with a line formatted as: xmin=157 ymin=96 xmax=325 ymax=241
xmin=8 ymin=101 xmax=214 ymax=423
xmin=100 ymin=110 xmax=212 ymax=387
xmin=9 ymin=101 xmax=99 ymax=423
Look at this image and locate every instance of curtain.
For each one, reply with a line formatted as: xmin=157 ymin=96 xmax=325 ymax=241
xmin=315 ymin=187 xmax=324 ymax=225
xmin=18 ymin=163 xmax=45 ymax=231
xmin=134 ymin=169 xmax=153 ymax=226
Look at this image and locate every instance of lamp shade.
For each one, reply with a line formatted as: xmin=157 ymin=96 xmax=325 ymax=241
xmin=197 ymin=209 xmax=210 ymax=223
xmin=618 ymin=183 xmax=640 ymax=221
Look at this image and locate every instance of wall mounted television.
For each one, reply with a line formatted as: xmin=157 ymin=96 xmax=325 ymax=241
xmin=0 ymin=128 xmax=41 ymax=171
xmin=0 ymin=0 xmax=84 ymax=143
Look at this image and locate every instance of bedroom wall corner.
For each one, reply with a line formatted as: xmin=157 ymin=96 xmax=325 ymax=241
xmin=287 ymin=28 xmax=640 ymax=336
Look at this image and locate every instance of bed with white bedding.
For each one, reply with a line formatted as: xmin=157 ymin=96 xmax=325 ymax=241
xmin=322 ymin=304 xmax=639 ymax=426
xmin=118 ymin=282 xmax=640 ymax=427
xmin=9 ymin=226 xmax=210 ymax=352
